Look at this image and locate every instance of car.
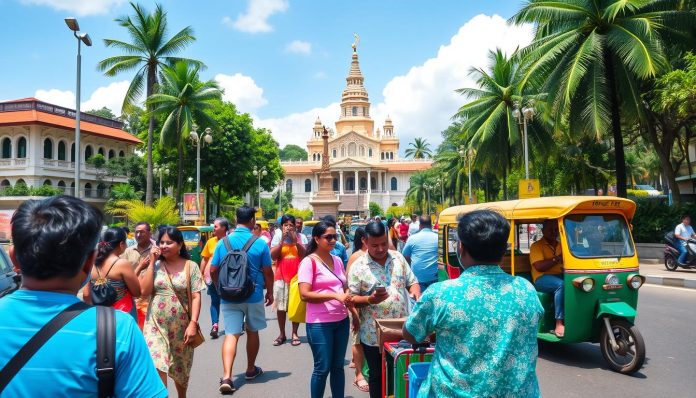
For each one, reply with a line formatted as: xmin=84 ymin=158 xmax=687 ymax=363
xmin=0 ymin=243 xmax=21 ymax=298
xmin=634 ymin=185 xmax=661 ymax=196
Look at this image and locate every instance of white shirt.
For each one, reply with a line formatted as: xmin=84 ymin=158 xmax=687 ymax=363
xmin=675 ymin=223 xmax=695 ymax=246
xmin=271 ymin=229 xmax=308 ymax=247
xmin=408 ymin=221 xmax=420 ymax=236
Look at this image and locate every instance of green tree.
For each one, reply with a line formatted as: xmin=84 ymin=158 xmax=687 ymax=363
xmin=512 ymin=0 xmax=689 ymax=197
xmin=369 ymin=201 xmax=384 ymax=218
xmin=404 ymin=138 xmax=432 ymax=159
xmin=279 ymin=144 xmax=308 ymax=161
xmin=98 ymin=2 xmax=200 ymax=205
xmin=148 ymin=61 xmax=222 ymax=202
xmin=105 ymin=183 xmax=143 ymax=224
xmin=107 ymin=196 xmax=180 ymax=228
xmin=86 ymin=107 xmax=116 ymax=119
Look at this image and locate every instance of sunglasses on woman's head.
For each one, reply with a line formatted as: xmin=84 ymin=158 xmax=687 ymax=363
xmin=321 ymin=234 xmax=338 ymax=241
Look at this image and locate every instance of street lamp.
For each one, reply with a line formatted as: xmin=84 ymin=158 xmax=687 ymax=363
xmin=458 ymin=146 xmax=474 ymax=204
xmin=253 ymin=166 xmax=267 ymax=208
xmin=512 ymin=100 xmax=535 ymax=180
xmin=65 ymin=17 xmax=92 ymax=198
xmin=153 ymin=166 xmax=169 ymax=198
xmin=190 ymin=125 xmax=212 ymax=222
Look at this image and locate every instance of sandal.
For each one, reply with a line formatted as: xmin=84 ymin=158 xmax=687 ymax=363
xmin=272 ymin=337 xmax=287 ymax=346
xmin=353 ymin=379 xmax=370 ymax=392
xmin=291 ymin=338 xmax=302 ymax=346
xmin=550 ymin=329 xmax=564 ymax=338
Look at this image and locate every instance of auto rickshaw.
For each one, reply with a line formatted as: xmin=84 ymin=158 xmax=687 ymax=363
xmin=178 ymin=225 xmax=214 ymax=264
xmin=437 ymin=196 xmax=646 ymax=374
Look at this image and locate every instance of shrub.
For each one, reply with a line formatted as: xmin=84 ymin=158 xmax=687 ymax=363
xmin=369 ymin=202 xmax=384 ymax=218
xmin=30 ymin=185 xmax=63 ymax=197
xmin=285 ymin=207 xmax=313 ymax=220
xmin=631 ymin=198 xmax=696 ymax=243
xmin=627 ymin=189 xmax=649 ymax=198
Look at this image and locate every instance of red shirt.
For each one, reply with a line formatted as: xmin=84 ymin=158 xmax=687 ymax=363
xmin=398 ymin=223 xmax=409 ymax=240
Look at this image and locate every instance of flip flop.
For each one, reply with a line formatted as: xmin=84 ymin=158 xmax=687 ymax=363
xmin=550 ymin=329 xmax=564 ymax=338
xmin=272 ymin=337 xmax=287 ymax=346
xmin=291 ymin=338 xmax=302 ymax=346
xmin=353 ymin=379 xmax=370 ymax=392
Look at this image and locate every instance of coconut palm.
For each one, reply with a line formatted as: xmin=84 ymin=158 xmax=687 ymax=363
xmin=148 ymin=61 xmax=221 ymax=202
xmin=405 ymin=138 xmax=433 ymax=159
xmin=107 ymin=196 xmax=180 ymax=227
xmin=98 ymin=2 xmax=201 ymax=205
xmin=512 ymin=0 xmax=691 ymax=197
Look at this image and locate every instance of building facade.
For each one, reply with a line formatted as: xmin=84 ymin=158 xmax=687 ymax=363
xmin=275 ymin=48 xmax=431 ymax=216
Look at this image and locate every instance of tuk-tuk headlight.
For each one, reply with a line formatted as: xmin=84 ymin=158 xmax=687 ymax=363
xmin=627 ymin=274 xmax=645 ymax=290
xmin=572 ymin=277 xmax=595 ymax=292
xmin=603 ymin=273 xmax=622 ymax=290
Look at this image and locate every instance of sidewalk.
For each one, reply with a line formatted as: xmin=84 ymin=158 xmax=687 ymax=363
xmin=639 ymin=260 xmax=696 ymax=289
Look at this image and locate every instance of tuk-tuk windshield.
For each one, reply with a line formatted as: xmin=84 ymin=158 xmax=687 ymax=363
xmin=182 ymin=230 xmax=200 ymax=244
xmin=564 ymin=214 xmax=635 ymax=258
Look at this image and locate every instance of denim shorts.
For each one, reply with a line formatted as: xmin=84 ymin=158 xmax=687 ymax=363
xmin=221 ymin=301 xmax=267 ymax=335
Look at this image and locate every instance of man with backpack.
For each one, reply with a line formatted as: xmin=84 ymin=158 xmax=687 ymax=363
xmin=210 ymin=205 xmax=274 ymax=394
xmin=0 ymin=196 xmax=166 ymax=397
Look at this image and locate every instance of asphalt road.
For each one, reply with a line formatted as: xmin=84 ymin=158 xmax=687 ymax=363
xmin=172 ymin=284 xmax=696 ymax=397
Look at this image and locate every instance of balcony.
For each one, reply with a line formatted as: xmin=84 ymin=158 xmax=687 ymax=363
xmin=0 ymin=185 xmax=110 ymax=200
xmin=0 ymin=158 xmax=28 ymax=168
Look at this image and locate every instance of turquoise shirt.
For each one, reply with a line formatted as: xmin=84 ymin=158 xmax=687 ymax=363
xmin=0 ymin=290 xmax=167 ymax=397
xmin=405 ymin=265 xmax=544 ymax=398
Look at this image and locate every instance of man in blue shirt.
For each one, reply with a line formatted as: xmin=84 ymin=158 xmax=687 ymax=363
xmin=0 ymin=196 xmax=166 ymax=398
xmin=211 ymin=205 xmax=274 ymax=394
xmin=322 ymin=215 xmax=349 ymax=266
xmin=402 ymin=216 xmax=439 ymax=291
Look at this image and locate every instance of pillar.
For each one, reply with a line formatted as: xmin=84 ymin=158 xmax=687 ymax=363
xmin=367 ymin=170 xmax=372 ymax=193
xmin=339 ymin=170 xmax=344 ymax=194
xmin=354 ymin=170 xmax=359 ymax=192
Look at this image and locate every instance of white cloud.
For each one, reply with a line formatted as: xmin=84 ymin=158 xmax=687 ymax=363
xmin=34 ymin=88 xmax=75 ymax=109
xmin=254 ymin=103 xmax=341 ymax=148
xmin=285 ymin=40 xmax=312 ymax=55
xmin=20 ymin=0 xmax=126 ymax=16
xmin=215 ymin=73 xmax=269 ymax=114
xmin=225 ymin=0 xmax=288 ymax=33
xmin=35 ymin=80 xmax=130 ymax=115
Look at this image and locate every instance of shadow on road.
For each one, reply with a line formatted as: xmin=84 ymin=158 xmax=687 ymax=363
xmin=232 ymin=370 xmax=292 ymax=389
xmin=537 ymin=341 xmax=648 ymax=379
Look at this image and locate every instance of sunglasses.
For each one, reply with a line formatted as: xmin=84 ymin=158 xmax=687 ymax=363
xmin=321 ymin=234 xmax=338 ymax=242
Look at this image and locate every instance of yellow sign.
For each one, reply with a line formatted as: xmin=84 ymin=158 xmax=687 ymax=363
xmin=255 ymin=207 xmax=263 ymax=220
xmin=519 ymin=179 xmax=540 ymax=199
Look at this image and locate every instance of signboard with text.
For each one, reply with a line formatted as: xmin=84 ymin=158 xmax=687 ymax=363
xmin=519 ymin=179 xmax=541 ymax=199
xmin=183 ymin=193 xmax=206 ymax=221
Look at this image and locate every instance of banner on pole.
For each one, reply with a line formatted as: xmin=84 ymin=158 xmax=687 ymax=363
xmin=183 ymin=193 xmax=206 ymax=221
xmin=519 ymin=179 xmax=540 ymax=199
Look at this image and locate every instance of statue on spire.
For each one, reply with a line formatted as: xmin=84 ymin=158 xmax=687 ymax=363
xmin=352 ymin=33 xmax=360 ymax=52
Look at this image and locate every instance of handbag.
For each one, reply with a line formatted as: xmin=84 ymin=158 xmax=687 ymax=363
xmin=91 ymin=258 xmax=119 ymax=306
xmin=162 ymin=260 xmax=205 ymax=348
xmin=287 ymin=259 xmax=317 ymax=324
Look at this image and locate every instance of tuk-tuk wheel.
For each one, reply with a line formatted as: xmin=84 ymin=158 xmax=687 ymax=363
xmin=600 ymin=318 xmax=646 ymax=374
xmin=664 ymin=257 xmax=679 ymax=271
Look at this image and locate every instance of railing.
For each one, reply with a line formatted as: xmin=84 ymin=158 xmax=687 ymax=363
xmin=0 ymin=185 xmax=110 ymax=199
xmin=0 ymin=158 xmax=27 ymax=167
xmin=0 ymin=99 xmax=123 ymax=129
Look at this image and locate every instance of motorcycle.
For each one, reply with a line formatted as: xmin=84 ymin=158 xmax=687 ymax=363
xmin=664 ymin=231 xmax=696 ymax=271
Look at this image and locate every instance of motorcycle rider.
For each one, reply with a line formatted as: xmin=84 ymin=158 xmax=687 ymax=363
xmin=674 ymin=214 xmax=696 ymax=265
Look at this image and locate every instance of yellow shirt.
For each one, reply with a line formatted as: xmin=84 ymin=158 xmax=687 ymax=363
xmin=201 ymin=236 xmax=219 ymax=260
xmin=529 ymin=239 xmax=563 ymax=282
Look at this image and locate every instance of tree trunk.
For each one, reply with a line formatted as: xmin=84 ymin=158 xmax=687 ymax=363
xmin=145 ymin=67 xmax=157 ymax=205
xmin=605 ymin=54 xmax=628 ymax=198
xmin=176 ymin=140 xmax=184 ymax=204
xmin=643 ymin=115 xmax=681 ymax=205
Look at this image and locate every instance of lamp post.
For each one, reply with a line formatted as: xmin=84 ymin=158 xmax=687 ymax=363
xmin=253 ymin=166 xmax=267 ymax=208
xmin=512 ymin=101 xmax=535 ymax=180
xmin=153 ymin=166 xmax=169 ymax=198
xmin=190 ymin=125 xmax=212 ymax=222
xmin=423 ymin=183 xmax=432 ymax=215
xmin=459 ymin=146 xmax=474 ymax=204
xmin=65 ymin=17 xmax=92 ymax=198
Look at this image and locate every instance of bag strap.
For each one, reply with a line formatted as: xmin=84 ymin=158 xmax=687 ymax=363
xmin=222 ymin=235 xmax=233 ymax=252
xmin=310 ymin=254 xmax=345 ymax=287
xmin=0 ymin=301 xmax=91 ymax=393
xmin=96 ymin=306 xmax=115 ymax=398
xmin=162 ymin=261 xmax=193 ymax=321
xmin=185 ymin=261 xmax=193 ymax=320
xmin=242 ymin=236 xmax=259 ymax=252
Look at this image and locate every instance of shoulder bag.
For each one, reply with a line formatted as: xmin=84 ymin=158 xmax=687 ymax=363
xmin=91 ymin=258 xmax=119 ymax=306
xmin=162 ymin=260 xmax=205 ymax=348
xmin=287 ymin=258 xmax=316 ymax=324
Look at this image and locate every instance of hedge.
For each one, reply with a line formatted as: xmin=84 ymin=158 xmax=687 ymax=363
xmin=630 ymin=198 xmax=696 ymax=243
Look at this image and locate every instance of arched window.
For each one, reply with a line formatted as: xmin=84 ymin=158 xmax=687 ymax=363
xmin=381 ymin=152 xmax=384 ymax=160
xmin=348 ymin=142 xmax=356 ymax=156
xmin=70 ymin=182 xmax=75 ymax=196
xmin=347 ymin=177 xmax=355 ymax=191
xmin=43 ymin=138 xmax=53 ymax=159
xmin=71 ymin=143 xmax=75 ymax=162
xmin=43 ymin=179 xmax=52 ymax=186
xmin=1 ymin=138 xmax=10 ymax=158
xmin=390 ymin=152 xmax=394 ymax=160
xmin=17 ymin=137 xmax=27 ymax=158
xmin=332 ymin=149 xmax=337 ymax=158
xmin=360 ymin=177 xmax=367 ymax=190
xmin=352 ymin=106 xmax=358 ymax=116
xmin=286 ymin=179 xmax=293 ymax=193
xmin=85 ymin=145 xmax=93 ymax=161
xmin=390 ymin=177 xmax=398 ymax=191
xmin=359 ymin=146 xmax=365 ymax=157
xmin=304 ymin=179 xmax=312 ymax=192
xmin=368 ymin=148 xmax=373 ymax=157
xmin=332 ymin=178 xmax=339 ymax=191
xmin=57 ymin=141 xmax=66 ymax=161
xmin=97 ymin=183 xmax=106 ymax=198
xmin=57 ymin=180 xmax=66 ymax=187
xmin=16 ymin=179 xmax=26 ymax=186
xmin=119 ymin=150 xmax=125 ymax=157
xmin=371 ymin=178 xmax=376 ymax=190
xmin=108 ymin=149 xmax=115 ymax=159
xmin=1 ymin=179 xmax=10 ymax=187
xmin=98 ymin=147 xmax=105 ymax=157
xmin=84 ymin=183 xmax=92 ymax=198
xmin=363 ymin=107 xmax=368 ymax=117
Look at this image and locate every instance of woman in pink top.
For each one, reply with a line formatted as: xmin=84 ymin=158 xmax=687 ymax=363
xmin=298 ymin=221 xmax=352 ymax=398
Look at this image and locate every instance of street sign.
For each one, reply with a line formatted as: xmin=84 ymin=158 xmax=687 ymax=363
xmin=519 ymin=179 xmax=540 ymax=199
xmin=255 ymin=207 xmax=263 ymax=220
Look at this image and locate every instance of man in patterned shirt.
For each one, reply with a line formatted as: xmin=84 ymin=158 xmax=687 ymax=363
xmin=404 ymin=210 xmax=543 ymax=398
xmin=348 ymin=221 xmax=421 ymax=398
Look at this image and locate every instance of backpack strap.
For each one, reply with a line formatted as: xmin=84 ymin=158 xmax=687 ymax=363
xmin=0 ymin=301 xmax=91 ymax=393
xmin=96 ymin=306 xmax=115 ymax=398
xmin=242 ymin=236 xmax=259 ymax=252
xmin=222 ymin=235 xmax=233 ymax=252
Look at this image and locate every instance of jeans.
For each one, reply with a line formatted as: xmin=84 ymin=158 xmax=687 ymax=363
xmin=535 ymin=274 xmax=564 ymax=320
xmin=361 ymin=343 xmax=382 ymax=398
xmin=306 ymin=317 xmax=350 ymax=398
xmin=206 ymin=282 xmax=220 ymax=325
xmin=678 ymin=244 xmax=688 ymax=264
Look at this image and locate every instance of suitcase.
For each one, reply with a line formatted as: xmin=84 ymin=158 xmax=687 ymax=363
xmin=381 ymin=341 xmax=434 ymax=398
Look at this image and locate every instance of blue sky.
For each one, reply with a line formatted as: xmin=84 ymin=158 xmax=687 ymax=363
xmin=0 ymin=0 xmax=532 ymax=151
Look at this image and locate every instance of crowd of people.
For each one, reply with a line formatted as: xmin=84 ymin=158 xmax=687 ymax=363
xmin=0 ymin=195 xmax=545 ymax=398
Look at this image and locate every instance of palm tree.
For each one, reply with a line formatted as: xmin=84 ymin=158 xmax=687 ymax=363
xmin=405 ymin=138 xmax=433 ymax=159
xmin=98 ymin=2 xmax=201 ymax=205
xmin=512 ymin=0 xmax=690 ymax=197
xmin=148 ymin=61 xmax=221 ymax=202
xmin=107 ymin=196 xmax=180 ymax=227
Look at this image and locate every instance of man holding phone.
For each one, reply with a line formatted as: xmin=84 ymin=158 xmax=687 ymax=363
xmin=347 ymin=221 xmax=420 ymax=398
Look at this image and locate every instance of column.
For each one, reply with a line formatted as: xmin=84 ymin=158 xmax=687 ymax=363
xmin=367 ymin=170 xmax=372 ymax=193
xmin=354 ymin=170 xmax=359 ymax=192
xmin=378 ymin=171 xmax=382 ymax=191
xmin=315 ymin=173 xmax=319 ymax=192
xmin=339 ymin=170 xmax=344 ymax=194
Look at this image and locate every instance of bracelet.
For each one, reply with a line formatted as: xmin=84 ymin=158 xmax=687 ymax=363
xmin=366 ymin=296 xmax=373 ymax=305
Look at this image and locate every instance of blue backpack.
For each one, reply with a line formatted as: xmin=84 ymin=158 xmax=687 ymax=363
xmin=217 ymin=236 xmax=259 ymax=302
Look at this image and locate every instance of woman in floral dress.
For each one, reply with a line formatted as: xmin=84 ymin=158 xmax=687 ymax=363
xmin=140 ymin=226 xmax=204 ymax=397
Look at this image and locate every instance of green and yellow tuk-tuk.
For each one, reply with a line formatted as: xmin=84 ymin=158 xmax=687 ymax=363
xmin=438 ymin=196 xmax=646 ymax=374
xmin=178 ymin=225 xmax=213 ymax=265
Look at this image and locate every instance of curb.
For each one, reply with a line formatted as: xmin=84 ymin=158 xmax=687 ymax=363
xmin=644 ymin=275 xmax=696 ymax=290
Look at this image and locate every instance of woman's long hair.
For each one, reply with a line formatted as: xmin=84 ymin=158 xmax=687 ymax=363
xmin=157 ymin=226 xmax=191 ymax=260
xmin=353 ymin=227 xmax=366 ymax=252
xmin=306 ymin=221 xmax=332 ymax=255
xmin=95 ymin=227 xmax=127 ymax=266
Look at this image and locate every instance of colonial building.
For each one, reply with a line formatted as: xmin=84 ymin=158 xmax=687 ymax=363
xmin=276 ymin=48 xmax=431 ymax=216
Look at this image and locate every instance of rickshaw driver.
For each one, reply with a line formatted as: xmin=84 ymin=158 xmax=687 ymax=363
xmin=529 ymin=220 xmax=565 ymax=338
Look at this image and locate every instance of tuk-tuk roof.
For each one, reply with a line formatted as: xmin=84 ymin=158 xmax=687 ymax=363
xmin=177 ymin=225 xmax=214 ymax=232
xmin=438 ymin=196 xmax=637 ymax=224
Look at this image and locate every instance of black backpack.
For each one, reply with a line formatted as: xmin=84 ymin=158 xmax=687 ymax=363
xmin=90 ymin=259 xmax=119 ymax=307
xmin=217 ymin=236 xmax=259 ymax=302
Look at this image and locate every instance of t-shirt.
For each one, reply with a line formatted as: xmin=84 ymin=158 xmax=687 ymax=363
xmin=398 ymin=224 xmax=409 ymax=240
xmin=402 ymin=228 xmax=439 ymax=283
xmin=529 ymin=239 xmax=563 ymax=282
xmin=271 ymin=229 xmax=308 ymax=247
xmin=120 ymin=243 xmax=153 ymax=270
xmin=675 ymin=223 xmax=695 ymax=246
xmin=297 ymin=255 xmax=349 ymax=324
xmin=211 ymin=226 xmax=273 ymax=304
xmin=201 ymin=236 xmax=219 ymax=284
xmin=0 ymin=290 xmax=167 ymax=398
xmin=408 ymin=221 xmax=420 ymax=236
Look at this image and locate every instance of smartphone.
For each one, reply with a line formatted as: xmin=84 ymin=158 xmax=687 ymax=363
xmin=374 ymin=284 xmax=387 ymax=295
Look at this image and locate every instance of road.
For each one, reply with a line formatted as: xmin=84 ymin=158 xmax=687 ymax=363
xmin=172 ymin=284 xmax=696 ymax=397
